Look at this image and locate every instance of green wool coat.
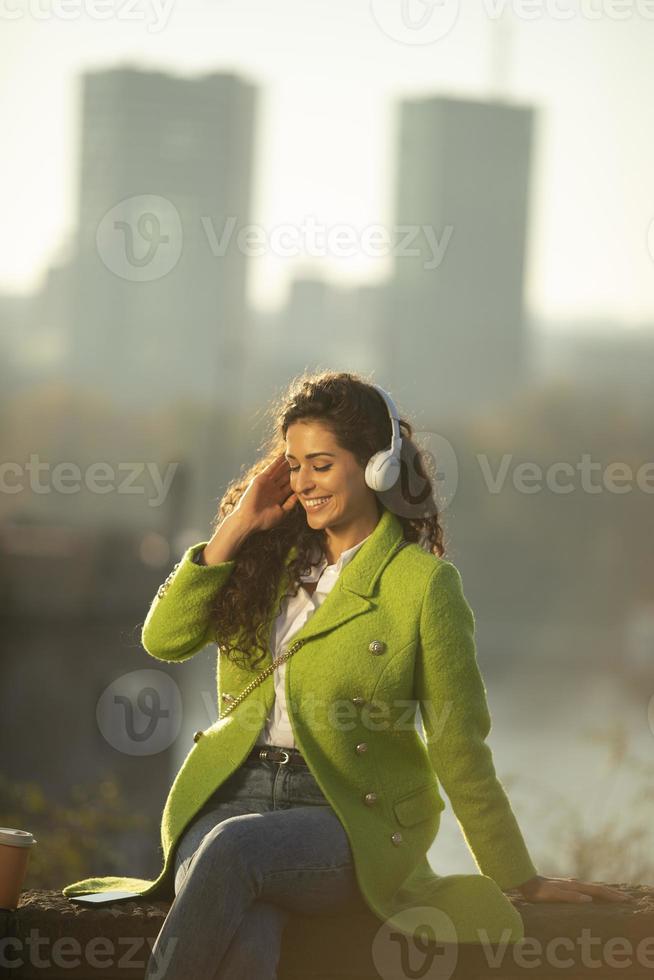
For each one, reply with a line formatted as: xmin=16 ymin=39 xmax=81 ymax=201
xmin=62 ymin=506 xmax=538 ymax=944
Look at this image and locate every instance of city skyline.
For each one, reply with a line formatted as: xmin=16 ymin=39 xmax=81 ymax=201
xmin=1 ymin=0 xmax=653 ymax=326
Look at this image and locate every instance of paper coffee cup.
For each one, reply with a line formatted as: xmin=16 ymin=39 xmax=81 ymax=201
xmin=0 ymin=828 xmax=37 ymax=910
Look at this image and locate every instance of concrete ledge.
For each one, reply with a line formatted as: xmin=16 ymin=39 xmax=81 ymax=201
xmin=0 ymin=886 xmax=653 ymax=979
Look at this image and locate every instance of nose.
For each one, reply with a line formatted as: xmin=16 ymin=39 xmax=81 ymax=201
xmin=292 ymin=467 xmax=317 ymax=496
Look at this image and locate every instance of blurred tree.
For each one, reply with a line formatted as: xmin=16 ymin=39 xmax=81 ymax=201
xmin=0 ymin=772 xmax=155 ymax=890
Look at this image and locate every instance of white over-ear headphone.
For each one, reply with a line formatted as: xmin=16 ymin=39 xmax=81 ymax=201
xmin=364 ymin=384 xmax=403 ymax=493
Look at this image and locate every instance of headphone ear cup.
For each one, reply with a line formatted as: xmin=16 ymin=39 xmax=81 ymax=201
xmin=365 ymin=452 xmax=382 ymax=490
xmin=366 ymin=451 xmax=401 ymax=492
xmin=378 ymin=455 xmax=401 ymax=492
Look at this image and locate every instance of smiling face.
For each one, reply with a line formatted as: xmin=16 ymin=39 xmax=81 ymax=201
xmin=284 ymin=420 xmax=380 ymax=547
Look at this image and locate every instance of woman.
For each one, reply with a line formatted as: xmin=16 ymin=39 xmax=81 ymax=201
xmin=62 ymin=371 xmax=630 ymax=978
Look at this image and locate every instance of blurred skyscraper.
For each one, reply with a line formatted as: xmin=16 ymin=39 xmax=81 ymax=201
xmin=66 ymin=66 xmax=257 ymax=412
xmin=386 ymin=95 xmax=535 ymax=424
xmin=243 ymin=274 xmax=386 ymax=416
xmin=529 ymin=315 xmax=654 ymax=413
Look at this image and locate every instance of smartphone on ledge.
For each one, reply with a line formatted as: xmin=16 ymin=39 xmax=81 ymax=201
xmin=67 ymin=890 xmax=139 ymax=904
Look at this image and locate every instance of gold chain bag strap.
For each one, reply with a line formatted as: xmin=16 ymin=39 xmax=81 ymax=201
xmin=219 ymin=538 xmax=410 ymax=720
xmin=220 ymin=640 xmax=304 ymax=718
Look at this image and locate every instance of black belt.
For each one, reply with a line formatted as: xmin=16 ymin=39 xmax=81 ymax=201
xmin=245 ymin=745 xmax=310 ymax=767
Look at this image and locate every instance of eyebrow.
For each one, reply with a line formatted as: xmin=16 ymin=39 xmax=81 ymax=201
xmin=284 ymin=452 xmax=337 ymax=461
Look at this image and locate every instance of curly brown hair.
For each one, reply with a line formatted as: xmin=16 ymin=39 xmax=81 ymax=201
xmin=207 ymin=370 xmax=448 ymax=672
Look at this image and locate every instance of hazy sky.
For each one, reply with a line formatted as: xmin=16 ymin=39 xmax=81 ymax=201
xmin=1 ymin=0 xmax=653 ymax=324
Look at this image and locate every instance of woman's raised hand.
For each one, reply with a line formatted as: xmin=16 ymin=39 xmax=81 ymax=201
xmin=231 ymin=453 xmax=299 ymax=534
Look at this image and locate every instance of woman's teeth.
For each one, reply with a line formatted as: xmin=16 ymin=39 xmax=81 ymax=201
xmin=306 ymin=496 xmax=331 ymax=510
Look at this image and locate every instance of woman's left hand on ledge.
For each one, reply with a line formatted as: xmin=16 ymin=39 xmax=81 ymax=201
xmin=516 ymin=874 xmax=634 ymax=903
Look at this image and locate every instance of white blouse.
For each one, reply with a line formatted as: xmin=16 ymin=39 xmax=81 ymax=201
xmin=256 ymin=531 xmax=373 ymax=749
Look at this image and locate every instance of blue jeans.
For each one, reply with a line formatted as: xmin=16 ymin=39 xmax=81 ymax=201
xmin=144 ymin=749 xmax=369 ymax=980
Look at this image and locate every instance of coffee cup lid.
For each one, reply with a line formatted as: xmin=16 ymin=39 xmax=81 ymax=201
xmin=0 ymin=828 xmax=37 ymax=848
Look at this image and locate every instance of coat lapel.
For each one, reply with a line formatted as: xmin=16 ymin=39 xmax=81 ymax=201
xmin=276 ymin=506 xmax=405 ymax=646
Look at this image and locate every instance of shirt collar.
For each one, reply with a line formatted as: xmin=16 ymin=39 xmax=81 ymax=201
xmin=299 ymin=531 xmax=373 ymax=584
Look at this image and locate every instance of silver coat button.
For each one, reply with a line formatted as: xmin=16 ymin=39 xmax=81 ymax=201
xmin=193 ymin=730 xmax=204 ymax=743
xmin=368 ymin=640 xmax=386 ymax=655
xmin=391 ymin=831 xmax=403 ymax=846
xmin=355 ymin=742 xmax=368 ymax=754
xmin=157 ymin=561 xmax=181 ymax=598
xmin=351 ymin=696 xmax=366 ymax=706
xmin=363 ymin=792 xmax=378 ymax=806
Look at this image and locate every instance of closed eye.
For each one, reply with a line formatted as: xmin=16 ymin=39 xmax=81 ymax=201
xmin=288 ymin=464 xmax=332 ymax=473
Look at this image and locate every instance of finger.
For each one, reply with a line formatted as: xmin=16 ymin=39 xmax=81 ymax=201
xmin=556 ymin=883 xmax=630 ymax=903
xmin=281 ymin=493 xmax=298 ymax=512
xmin=582 ymin=884 xmax=633 ymax=902
xmin=272 ymin=471 xmax=292 ymax=490
xmin=267 ymin=460 xmax=290 ymax=483
xmin=555 ymin=890 xmax=593 ymax=903
xmin=526 ymin=888 xmax=592 ymax=904
xmin=541 ymin=880 xmax=598 ymax=903
xmin=536 ymin=883 xmax=591 ymax=902
xmin=564 ymin=880 xmax=628 ymax=900
xmin=551 ymin=881 xmax=595 ymax=902
xmin=268 ymin=454 xmax=288 ymax=472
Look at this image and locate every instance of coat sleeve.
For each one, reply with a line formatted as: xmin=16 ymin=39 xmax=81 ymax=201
xmin=414 ymin=559 xmax=539 ymax=891
xmin=141 ymin=542 xmax=236 ymax=662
